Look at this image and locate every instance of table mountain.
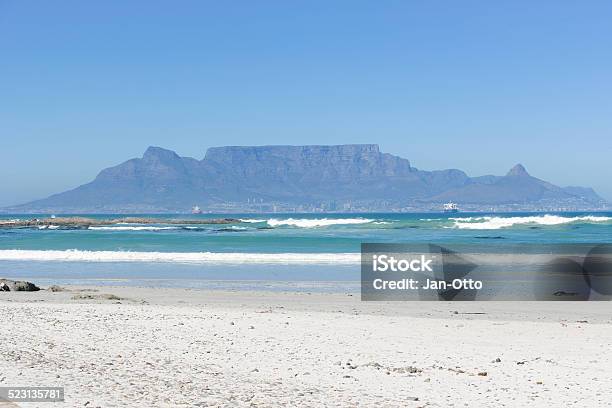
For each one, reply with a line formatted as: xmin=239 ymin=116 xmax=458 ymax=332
xmin=5 ymin=145 xmax=606 ymax=212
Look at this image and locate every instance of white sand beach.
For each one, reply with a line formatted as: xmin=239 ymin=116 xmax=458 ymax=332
xmin=1 ymin=286 xmax=611 ymax=407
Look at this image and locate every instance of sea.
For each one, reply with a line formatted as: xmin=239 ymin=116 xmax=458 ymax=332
xmin=1 ymin=212 xmax=611 ymax=295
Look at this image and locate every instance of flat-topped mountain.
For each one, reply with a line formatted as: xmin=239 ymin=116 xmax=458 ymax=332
xmin=5 ymin=145 xmax=607 ymax=213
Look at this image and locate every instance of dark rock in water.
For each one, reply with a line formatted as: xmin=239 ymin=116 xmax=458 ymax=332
xmin=215 ymin=228 xmax=246 ymax=233
xmin=0 ymin=278 xmax=41 ymax=291
xmin=0 ymin=216 xmax=240 ymax=230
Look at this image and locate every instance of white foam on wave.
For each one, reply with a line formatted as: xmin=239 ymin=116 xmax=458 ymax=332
xmin=239 ymin=219 xmax=267 ymax=223
xmin=266 ymin=218 xmax=373 ymax=228
xmin=217 ymin=226 xmax=248 ymax=231
xmin=451 ymin=215 xmax=612 ymax=230
xmin=0 ymin=249 xmax=360 ymax=264
xmin=88 ymin=226 xmax=179 ymax=231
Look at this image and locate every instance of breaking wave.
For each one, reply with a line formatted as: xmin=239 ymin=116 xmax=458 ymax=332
xmin=451 ymin=215 xmax=612 ymax=230
xmin=38 ymin=225 xmax=60 ymax=230
xmin=0 ymin=249 xmax=360 ymax=264
xmin=265 ymin=218 xmax=373 ymax=228
xmin=88 ymin=226 xmax=179 ymax=231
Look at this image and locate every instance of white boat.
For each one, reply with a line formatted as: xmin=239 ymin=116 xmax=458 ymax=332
xmin=443 ymin=202 xmax=459 ymax=213
xmin=191 ymin=205 xmax=202 ymax=214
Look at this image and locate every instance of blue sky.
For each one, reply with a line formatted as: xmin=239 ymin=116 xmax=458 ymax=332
xmin=1 ymin=0 xmax=611 ymax=206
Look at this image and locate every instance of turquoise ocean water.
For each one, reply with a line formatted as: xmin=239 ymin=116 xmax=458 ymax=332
xmin=1 ymin=212 xmax=611 ymax=292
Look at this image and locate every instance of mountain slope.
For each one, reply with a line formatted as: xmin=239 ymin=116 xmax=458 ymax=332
xmin=431 ymin=164 xmax=580 ymax=204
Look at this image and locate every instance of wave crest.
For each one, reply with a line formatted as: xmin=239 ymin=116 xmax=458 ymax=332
xmin=452 ymin=215 xmax=612 ymax=230
xmin=88 ymin=226 xmax=179 ymax=231
xmin=266 ymin=218 xmax=373 ymax=228
xmin=0 ymin=249 xmax=360 ymax=264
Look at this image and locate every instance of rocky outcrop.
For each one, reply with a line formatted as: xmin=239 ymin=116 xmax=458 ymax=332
xmin=506 ymin=163 xmax=530 ymax=177
xmin=0 ymin=217 xmax=241 ymax=229
xmin=0 ymin=279 xmax=40 ymax=291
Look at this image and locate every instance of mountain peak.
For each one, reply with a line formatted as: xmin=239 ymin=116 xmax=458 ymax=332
xmin=506 ymin=163 xmax=529 ymax=177
xmin=143 ymin=146 xmax=180 ymax=161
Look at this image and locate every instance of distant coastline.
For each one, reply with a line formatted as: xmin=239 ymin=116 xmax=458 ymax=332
xmin=1 ymin=207 xmax=611 ymax=215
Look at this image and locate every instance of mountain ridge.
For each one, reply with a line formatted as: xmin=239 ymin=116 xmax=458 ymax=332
xmin=4 ymin=144 xmax=607 ymax=213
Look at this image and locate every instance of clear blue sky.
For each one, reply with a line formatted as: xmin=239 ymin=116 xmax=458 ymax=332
xmin=1 ymin=0 xmax=611 ymax=206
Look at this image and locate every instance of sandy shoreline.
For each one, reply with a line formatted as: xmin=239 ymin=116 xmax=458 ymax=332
xmin=2 ymin=285 xmax=611 ymax=407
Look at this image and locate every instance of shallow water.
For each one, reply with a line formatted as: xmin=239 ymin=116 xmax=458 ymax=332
xmin=1 ymin=212 xmax=610 ymax=293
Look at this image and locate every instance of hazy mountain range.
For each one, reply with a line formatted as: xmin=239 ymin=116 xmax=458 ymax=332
xmin=4 ymin=144 xmax=607 ymax=213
